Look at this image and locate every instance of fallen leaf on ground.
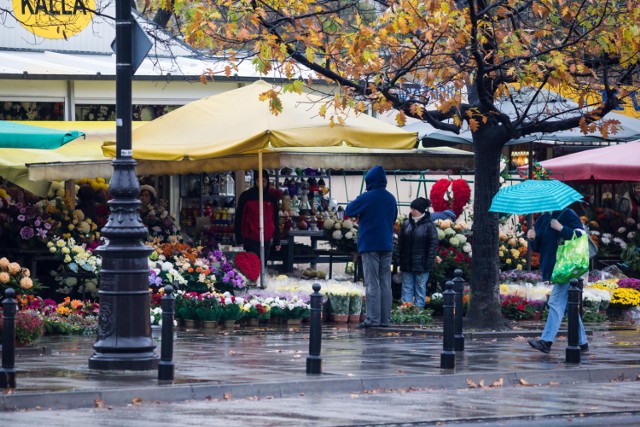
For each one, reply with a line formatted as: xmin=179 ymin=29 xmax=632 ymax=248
xmin=466 ymin=378 xmax=478 ymax=388
xmin=94 ymin=399 xmax=104 ymax=408
xmin=131 ymin=397 xmax=143 ymax=406
xmin=491 ymin=378 xmax=504 ymax=387
xmin=518 ymin=378 xmax=530 ymax=386
xmin=223 ymin=392 xmax=232 ymax=400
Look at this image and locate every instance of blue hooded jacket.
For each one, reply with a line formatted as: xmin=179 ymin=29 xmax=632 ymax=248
xmin=345 ymin=165 xmax=398 ymax=253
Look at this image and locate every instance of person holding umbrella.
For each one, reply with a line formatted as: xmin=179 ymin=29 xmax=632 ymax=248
xmin=526 ymin=207 xmax=590 ymax=354
xmin=490 ymin=180 xmax=590 ymax=354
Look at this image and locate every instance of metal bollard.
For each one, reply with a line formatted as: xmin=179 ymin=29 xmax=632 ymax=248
xmin=158 ymin=285 xmax=175 ymax=382
xmin=566 ymin=279 xmax=581 ymax=364
xmin=1 ymin=288 xmax=17 ymax=389
xmin=453 ymin=269 xmax=465 ymax=352
xmin=306 ymin=282 xmax=323 ymax=374
xmin=440 ymin=281 xmax=455 ymax=369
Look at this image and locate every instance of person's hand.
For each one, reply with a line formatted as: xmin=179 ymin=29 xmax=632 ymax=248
xmin=550 ymin=219 xmax=563 ymax=231
xmin=527 ymin=229 xmax=535 ymax=239
xmin=275 ymin=245 xmax=281 ymax=251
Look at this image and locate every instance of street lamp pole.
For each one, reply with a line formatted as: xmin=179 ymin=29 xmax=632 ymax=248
xmin=88 ymin=0 xmax=158 ymax=370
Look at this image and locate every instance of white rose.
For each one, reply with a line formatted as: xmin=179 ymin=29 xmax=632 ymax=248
xmin=332 ymin=230 xmax=343 ymax=240
xmin=323 ymin=219 xmax=334 ymax=230
xmin=437 ymin=229 xmax=445 ymax=240
xmin=449 ymin=236 xmax=460 ymax=247
xmin=345 ymin=231 xmax=353 ymax=240
xmin=444 ymin=228 xmax=456 ymax=236
xmin=342 ymin=220 xmax=353 ymax=230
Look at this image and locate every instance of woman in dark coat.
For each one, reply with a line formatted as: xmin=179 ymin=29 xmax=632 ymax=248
xmin=397 ymin=197 xmax=439 ymax=307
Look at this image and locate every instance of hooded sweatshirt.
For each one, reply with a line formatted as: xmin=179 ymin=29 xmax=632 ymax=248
xmin=345 ymin=165 xmax=398 ymax=252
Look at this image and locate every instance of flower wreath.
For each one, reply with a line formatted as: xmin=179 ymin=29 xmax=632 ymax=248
xmin=429 ymin=178 xmax=471 ymax=217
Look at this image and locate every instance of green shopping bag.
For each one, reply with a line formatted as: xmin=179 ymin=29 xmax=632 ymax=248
xmin=551 ymin=232 xmax=590 ymax=284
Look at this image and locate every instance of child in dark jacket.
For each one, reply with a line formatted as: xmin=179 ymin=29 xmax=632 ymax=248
xmin=397 ymin=197 xmax=438 ymax=307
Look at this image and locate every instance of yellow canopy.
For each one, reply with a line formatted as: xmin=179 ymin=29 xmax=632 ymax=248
xmin=102 ymin=80 xmax=418 ymax=161
xmin=0 ymin=121 xmax=144 ymax=196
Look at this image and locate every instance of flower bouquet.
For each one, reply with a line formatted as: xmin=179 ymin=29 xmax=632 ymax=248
xmin=609 ymin=287 xmax=640 ymax=310
xmin=0 ymin=257 xmax=38 ymax=295
xmin=47 ymin=236 xmax=102 ymax=274
xmin=323 ymin=216 xmax=358 ymax=254
xmin=282 ymin=296 xmax=310 ymax=321
xmin=208 ymin=250 xmax=247 ymax=293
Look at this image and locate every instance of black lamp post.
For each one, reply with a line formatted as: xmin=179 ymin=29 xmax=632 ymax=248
xmin=88 ymin=0 xmax=158 ymax=370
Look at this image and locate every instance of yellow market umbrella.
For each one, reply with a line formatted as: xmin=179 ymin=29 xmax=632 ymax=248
xmin=102 ymin=80 xmax=417 ymax=160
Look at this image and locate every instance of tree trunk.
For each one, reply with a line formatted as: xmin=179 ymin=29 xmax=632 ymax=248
xmin=465 ymin=127 xmax=510 ymax=330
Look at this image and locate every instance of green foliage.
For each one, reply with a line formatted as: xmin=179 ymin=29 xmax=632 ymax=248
xmin=391 ymin=303 xmax=433 ymax=325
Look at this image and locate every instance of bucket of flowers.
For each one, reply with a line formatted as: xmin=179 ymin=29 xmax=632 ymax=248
xmin=175 ymin=291 xmax=199 ymax=327
xmin=607 ymin=287 xmax=640 ymax=320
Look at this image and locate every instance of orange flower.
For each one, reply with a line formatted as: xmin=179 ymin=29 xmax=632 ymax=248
xmin=188 ymin=267 xmax=194 ymax=273
xmin=71 ymin=299 xmax=83 ymax=310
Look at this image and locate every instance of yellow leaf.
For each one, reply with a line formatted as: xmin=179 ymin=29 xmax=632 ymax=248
xmin=468 ymin=118 xmax=480 ymax=132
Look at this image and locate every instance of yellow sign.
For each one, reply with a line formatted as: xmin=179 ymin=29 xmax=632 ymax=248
xmin=13 ymin=0 xmax=95 ymax=39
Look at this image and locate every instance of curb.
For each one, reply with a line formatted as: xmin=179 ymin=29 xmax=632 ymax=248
xmin=3 ymin=366 xmax=639 ymax=411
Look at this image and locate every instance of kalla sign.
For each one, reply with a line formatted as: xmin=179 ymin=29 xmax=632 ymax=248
xmin=13 ymin=0 xmax=96 ymax=39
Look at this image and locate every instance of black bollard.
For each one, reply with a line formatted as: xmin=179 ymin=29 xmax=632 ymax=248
xmin=306 ymin=282 xmax=323 ymax=374
xmin=453 ymin=269 xmax=465 ymax=352
xmin=440 ymin=281 xmax=455 ymax=369
xmin=577 ymin=277 xmax=585 ymax=317
xmin=1 ymin=288 xmax=17 ymax=389
xmin=566 ymin=279 xmax=581 ymax=364
xmin=158 ymin=285 xmax=175 ymax=382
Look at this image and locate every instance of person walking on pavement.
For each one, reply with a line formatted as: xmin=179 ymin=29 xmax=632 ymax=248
xmin=345 ymin=165 xmax=397 ymax=328
xmin=235 ymin=169 xmax=281 ymax=263
xmin=397 ymin=197 xmax=439 ymax=308
xmin=527 ymin=207 xmax=589 ymax=354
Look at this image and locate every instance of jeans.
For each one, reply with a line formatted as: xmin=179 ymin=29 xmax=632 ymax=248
xmin=401 ymin=272 xmax=429 ymax=307
xmin=541 ymin=282 xmax=588 ymax=345
xmin=361 ymin=251 xmax=393 ymax=326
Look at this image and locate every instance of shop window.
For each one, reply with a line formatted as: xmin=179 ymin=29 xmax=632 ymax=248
xmin=76 ymin=104 xmax=180 ymax=121
xmin=0 ymin=101 xmax=65 ymax=121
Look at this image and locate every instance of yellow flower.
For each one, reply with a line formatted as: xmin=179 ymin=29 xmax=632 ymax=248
xmin=506 ymin=259 xmax=512 ymax=264
xmin=57 ymin=306 xmax=71 ymax=315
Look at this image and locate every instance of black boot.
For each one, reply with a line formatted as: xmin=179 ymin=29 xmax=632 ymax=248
xmin=528 ymin=339 xmax=552 ymax=354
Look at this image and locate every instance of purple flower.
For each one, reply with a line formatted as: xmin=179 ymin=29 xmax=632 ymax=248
xmin=19 ymin=226 xmax=35 ymax=240
xmin=17 ymin=214 xmax=26 ymax=222
xmin=44 ymin=222 xmax=52 ymax=230
xmin=36 ymin=228 xmax=48 ymax=238
xmin=34 ymin=218 xmax=41 ymax=227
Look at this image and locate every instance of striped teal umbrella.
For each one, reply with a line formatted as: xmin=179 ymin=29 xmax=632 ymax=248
xmin=489 ymin=179 xmax=583 ymax=215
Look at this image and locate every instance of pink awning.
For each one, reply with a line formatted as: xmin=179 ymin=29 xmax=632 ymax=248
xmin=518 ymin=141 xmax=640 ymax=182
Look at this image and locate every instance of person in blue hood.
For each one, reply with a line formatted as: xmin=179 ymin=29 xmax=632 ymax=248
xmin=345 ymin=165 xmax=398 ymax=328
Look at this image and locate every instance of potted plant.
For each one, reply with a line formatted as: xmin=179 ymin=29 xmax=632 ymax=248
xmin=196 ymin=292 xmax=223 ymax=329
xmin=348 ymin=291 xmax=364 ymax=323
xmin=175 ymin=291 xmax=199 ymax=328
xmin=220 ymin=293 xmax=245 ymax=328
xmin=327 ymin=292 xmax=350 ymax=323
xmin=282 ymin=296 xmax=310 ymax=326
xmin=15 ymin=310 xmax=44 ymax=346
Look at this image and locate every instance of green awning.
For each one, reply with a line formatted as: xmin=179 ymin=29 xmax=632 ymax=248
xmin=0 ymin=121 xmax=85 ymax=149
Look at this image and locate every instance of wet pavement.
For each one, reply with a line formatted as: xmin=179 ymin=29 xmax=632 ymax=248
xmin=2 ymin=320 xmax=640 ymax=423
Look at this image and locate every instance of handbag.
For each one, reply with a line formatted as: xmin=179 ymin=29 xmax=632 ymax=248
xmin=551 ymin=231 xmax=590 ymax=284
